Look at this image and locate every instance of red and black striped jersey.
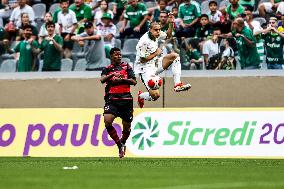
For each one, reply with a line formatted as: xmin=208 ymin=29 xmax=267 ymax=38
xmin=101 ymin=62 xmax=136 ymax=103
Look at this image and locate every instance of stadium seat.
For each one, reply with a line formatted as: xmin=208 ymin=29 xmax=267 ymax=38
xmin=1 ymin=53 xmax=14 ymax=60
xmin=114 ymin=38 xmax=122 ymax=49
xmin=33 ymin=3 xmax=46 ymax=21
xmin=121 ymin=38 xmax=139 ymax=62
xmin=201 ymin=1 xmax=210 ymax=14
xmin=219 ymin=0 xmax=229 ymax=8
xmin=49 ymin=3 xmax=60 ymax=16
xmin=108 ymin=2 xmax=115 ymax=11
xmin=74 ymin=58 xmax=87 ymax=71
xmin=61 ymin=58 xmax=73 ymax=71
xmin=0 ymin=59 xmax=17 ymax=72
xmin=145 ymin=1 xmax=157 ymax=9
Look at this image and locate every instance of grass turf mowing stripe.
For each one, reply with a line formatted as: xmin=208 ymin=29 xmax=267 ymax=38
xmin=0 ymin=157 xmax=284 ymax=189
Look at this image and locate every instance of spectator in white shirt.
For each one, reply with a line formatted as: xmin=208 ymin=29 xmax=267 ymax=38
xmin=9 ymin=0 xmax=35 ymax=28
xmin=94 ymin=0 xmax=114 ymax=25
xmin=208 ymin=0 xmax=223 ymax=25
xmin=58 ymin=0 xmax=78 ymax=58
xmin=202 ymin=27 xmax=221 ymax=68
xmin=96 ymin=12 xmax=116 ymax=58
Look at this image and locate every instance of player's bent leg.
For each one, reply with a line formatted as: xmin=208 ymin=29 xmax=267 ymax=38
xmin=161 ymin=52 xmax=179 ymax=70
xmin=162 ymin=53 xmax=192 ymax=92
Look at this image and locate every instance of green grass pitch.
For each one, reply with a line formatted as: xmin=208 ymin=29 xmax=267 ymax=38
xmin=0 ymin=157 xmax=284 ymax=189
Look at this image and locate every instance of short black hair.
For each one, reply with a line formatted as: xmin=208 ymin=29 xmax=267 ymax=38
xmin=209 ymin=0 xmax=217 ymax=6
xmin=60 ymin=0 xmax=69 ymax=3
xmin=213 ymin=27 xmax=221 ymax=32
xmin=45 ymin=21 xmax=55 ymax=29
xmin=200 ymin=14 xmax=209 ymax=19
xmin=172 ymin=6 xmax=178 ymax=11
xmin=110 ymin=47 xmax=121 ymax=56
xmin=22 ymin=24 xmax=33 ymax=31
xmin=160 ymin=11 xmax=168 ymax=15
xmin=150 ymin=21 xmax=161 ymax=28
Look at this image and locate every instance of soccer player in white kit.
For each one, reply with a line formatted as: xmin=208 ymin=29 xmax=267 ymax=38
xmin=135 ymin=13 xmax=191 ymax=108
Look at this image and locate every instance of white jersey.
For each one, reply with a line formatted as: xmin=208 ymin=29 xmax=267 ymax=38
xmin=135 ymin=31 xmax=167 ymax=74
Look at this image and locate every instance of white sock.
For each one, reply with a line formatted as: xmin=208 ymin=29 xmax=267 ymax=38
xmin=139 ymin=92 xmax=153 ymax=101
xmin=171 ymin=56 xmax=181 ymax=85
xmin=155 ymin=67 xmax=165 ymax=75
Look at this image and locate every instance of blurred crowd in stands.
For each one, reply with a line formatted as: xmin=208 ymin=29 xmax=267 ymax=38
xmin=0 ymin=0 xmax=283 ymax=72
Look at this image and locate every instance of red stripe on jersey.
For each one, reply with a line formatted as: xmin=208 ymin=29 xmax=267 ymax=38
xmin=109 ymin=85 xmax=130 ymax=93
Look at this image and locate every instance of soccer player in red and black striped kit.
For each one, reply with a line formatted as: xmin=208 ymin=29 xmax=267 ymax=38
xmin=101 ymin=47 xmax=137 ymax=158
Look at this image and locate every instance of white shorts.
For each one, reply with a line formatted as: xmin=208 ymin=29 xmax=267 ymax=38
xmin=277 ymin=2 xmax=284 ymax=14
xmin=138 ymin=57 xmax=163 ymax=91
xmin=262 ymin=2 xmax=273 ymax=13
xmin=262 ymin=2 xmax=281 ymax=13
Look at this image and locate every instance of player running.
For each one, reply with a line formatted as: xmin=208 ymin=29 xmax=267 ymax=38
xmin=101 ymin=47 xmax=137 ymax=158
xmin=135 ymin=13 xmax=191 ymax=108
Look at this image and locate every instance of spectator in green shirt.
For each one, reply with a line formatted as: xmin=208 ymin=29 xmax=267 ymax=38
xmin=195 ymin=14 xmax=213 ymax=40
xmin=4 ymin=24 xmax=39 ymax=72
xmin=119 ymin=0 xmax=148 ymax=39
xmin=183 ymin=37 xmax=203 ymax=70
xmin=176 ymin=0 xmax=201 ymax=38
xmin=221 ymin=17 xmax=260 ymax=69
xmin=69 ymin=0 xmax=93 ymax=34
xmin=112 ymin=0 xmax=128 ymax=22
xmin=255 ymin=17 xmax=284 ymax=69
xmin=36 ymin=21 xmax=64 ymax=71
xmin=225 ymin=0 xmax=245 ymax=20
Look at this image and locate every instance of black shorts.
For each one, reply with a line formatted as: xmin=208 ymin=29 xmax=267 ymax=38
xmin=61 ymin=33 xmax=74 ymax=50
xmin=104 ymin=100 xmax=133 ymax=122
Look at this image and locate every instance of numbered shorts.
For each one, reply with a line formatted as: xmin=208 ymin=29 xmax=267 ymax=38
xmin=139 ymin=57 xmax=163 ymax=91
xmin=104 ymin=100 xmax=134 ymax=123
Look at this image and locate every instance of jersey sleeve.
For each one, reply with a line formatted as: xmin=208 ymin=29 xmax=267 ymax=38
xmin=56 ymin=36 xmax=64 ymax=46
xmin=101 ymin=67 xmax=108 ymax=76
xmin=13 ymin=42 xmax=20 ymax=53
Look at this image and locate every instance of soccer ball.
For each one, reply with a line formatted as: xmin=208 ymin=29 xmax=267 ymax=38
xmin=148 ymin=75 xmax=163 ymax=90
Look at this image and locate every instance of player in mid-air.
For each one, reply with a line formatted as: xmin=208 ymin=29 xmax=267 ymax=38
xmin=101 ymin=47 xmax=137 ymax=158
xmin=135 ymin=13 xmax=191 ymax=108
